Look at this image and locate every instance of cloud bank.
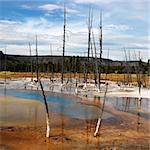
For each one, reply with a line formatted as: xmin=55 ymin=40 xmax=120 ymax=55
xmin=0 ymin=0 xmax=149 ymax=61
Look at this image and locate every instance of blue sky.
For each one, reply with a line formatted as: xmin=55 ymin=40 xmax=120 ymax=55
xmin=0 ymin=0 xmax=149 ymax=61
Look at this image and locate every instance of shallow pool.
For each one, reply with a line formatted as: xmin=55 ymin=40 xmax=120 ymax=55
xmin=0 ymin=89 xmax=149 ymax=120
xmin=0 ymin=89 xmax=113 ymax=120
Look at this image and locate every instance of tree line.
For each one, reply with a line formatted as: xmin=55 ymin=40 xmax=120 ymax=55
xmin=0 ymin=54 xmax=149 ymax=75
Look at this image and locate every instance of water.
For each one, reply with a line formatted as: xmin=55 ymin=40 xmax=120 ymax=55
xmin=0 ymin=89 xmax=149 ymax=121
xmin=0 ymin=89 xmax=113 ymax=120
xmin=106 ymin=97 xmax=150 ymax=113
xmin=106 ymin=97 xmax=150 ymax=119
xmin=0 ymin=88 xmax=149 ymax=149
xmin=99 ymin=96 xmax=150 ymax=119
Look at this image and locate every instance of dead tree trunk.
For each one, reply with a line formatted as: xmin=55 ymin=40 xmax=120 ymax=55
xmin=61 ymin=5 xmax=66 ymax=85
xmin=85 ymin=8 xmax=93 ymax=87
xmin=39 ymin=79 xmax=50 ymax=138
xmin=105 ymin=49 xmax=110 ymax=82
xmin=35 ymin=35 xmax=39 ymax=82
xmin=92 ymin=29 xmax=99 ymax=88
xmin=124 ymin=48 xmax=131 ymax=86
xmin=134 ymin=52 xmax=142 ymax=103
xmin=128 ymin=51 xmax=131 ymax=86
xmin=29 ymin=42 xmax=33 ymax=82
xmin=134 ymin=51 xmax=142 ymax=128
xmin=75 ymin=57 xmax=78 ymax=94
xmin=94 ymin=83 xmax=108 ymax=137
xmin=98 ymin=11 xmax=103 ymax=92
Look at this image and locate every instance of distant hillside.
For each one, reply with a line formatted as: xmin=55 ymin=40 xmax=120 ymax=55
xmin=0 ymin=51 xmax=149 ymax=74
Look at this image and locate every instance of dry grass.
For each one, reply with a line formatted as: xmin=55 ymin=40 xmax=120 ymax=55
xmin=0 ymin=71 xmax=150 ymax=87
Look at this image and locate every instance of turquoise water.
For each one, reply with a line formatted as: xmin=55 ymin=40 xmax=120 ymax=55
xmin=0 ymin=89 xmax=106 ymax=120
xmin=0 ymin=89 xmax=149 ymax=119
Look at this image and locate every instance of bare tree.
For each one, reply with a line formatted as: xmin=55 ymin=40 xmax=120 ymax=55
xmin=134 ymin=51 xmax=142 ymax=104
xmin=39 ymin=79 xmax=50 ymax=138
xmin=34 ymin=34 xmax=50 ymax=137
xmin=85 ymin=8 xmax=93 ymax=88
xmin=94 ymin=83 xmax=108 ymax=137
xmin=124 ymin=48 xmax=131 ymax=86
xmin=92 ymin=29 xmax=99 ymax=88
xmin=87 ymin=8 xmax=93 ymax=60
xmin=29 ymin=42 xmax=33 ymax=82
xmin=61 ymin=5 xmax=66 ymax=85
xmin=134 ymin=51 xmax=142 ymax=129
xmin=75 ymin=57 xmax=78 ymax=94
xmin=35 ymin=34 xmax=39 ymax=83
xmin=98 ymin=11 xmax=103 ymax=92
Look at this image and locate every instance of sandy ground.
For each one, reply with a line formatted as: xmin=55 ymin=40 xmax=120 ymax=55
xmin=0 ymin=96 xmax=150 ymax=150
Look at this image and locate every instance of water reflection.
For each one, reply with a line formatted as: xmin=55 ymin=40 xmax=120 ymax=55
xmin=104 ymin=97 xmax=150 ymax=119
xmin=136 ymin=97 xmax=142 ymax=132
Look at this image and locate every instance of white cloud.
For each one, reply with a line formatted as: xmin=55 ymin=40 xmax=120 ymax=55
xmin=21 ymin=3 xmax=79 ymax=14
xmin=38 ymin=4 xmax=61 ymax=12
xmin=69 ymin=0 xmax=115 ymax=4
xmin=0 ymin=0 xmax=148 ymax=62
xmin=66 ymin=8 xmax=79 ymax=13
xmin=0 ymin=18 xmax=63 ymax=56
xmin=0 ymin=16 xmax=149 ymax=61
xmin=37 ymin=4 xmax=79 ymax=14
xmin=21 ymin=4 xmax=31 ymax=9
xmin=105 ymin=24 xmax=133 ymax=31
xmin=102 ymin=49 xmax=149 ymax=61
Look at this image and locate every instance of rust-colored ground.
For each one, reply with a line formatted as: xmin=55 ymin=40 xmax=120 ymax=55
xmin=1 ymin=122 xmax=149 ymax=150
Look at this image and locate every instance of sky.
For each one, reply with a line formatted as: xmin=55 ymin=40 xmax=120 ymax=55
xmin=0 ymin=0 xmax=149 ymax=61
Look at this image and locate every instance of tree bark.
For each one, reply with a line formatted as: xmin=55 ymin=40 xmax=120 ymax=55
xmin=94 ymin=83 xmax=108 ymax=137
xmin=39 ymin=79 xmax=50 ymax=138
